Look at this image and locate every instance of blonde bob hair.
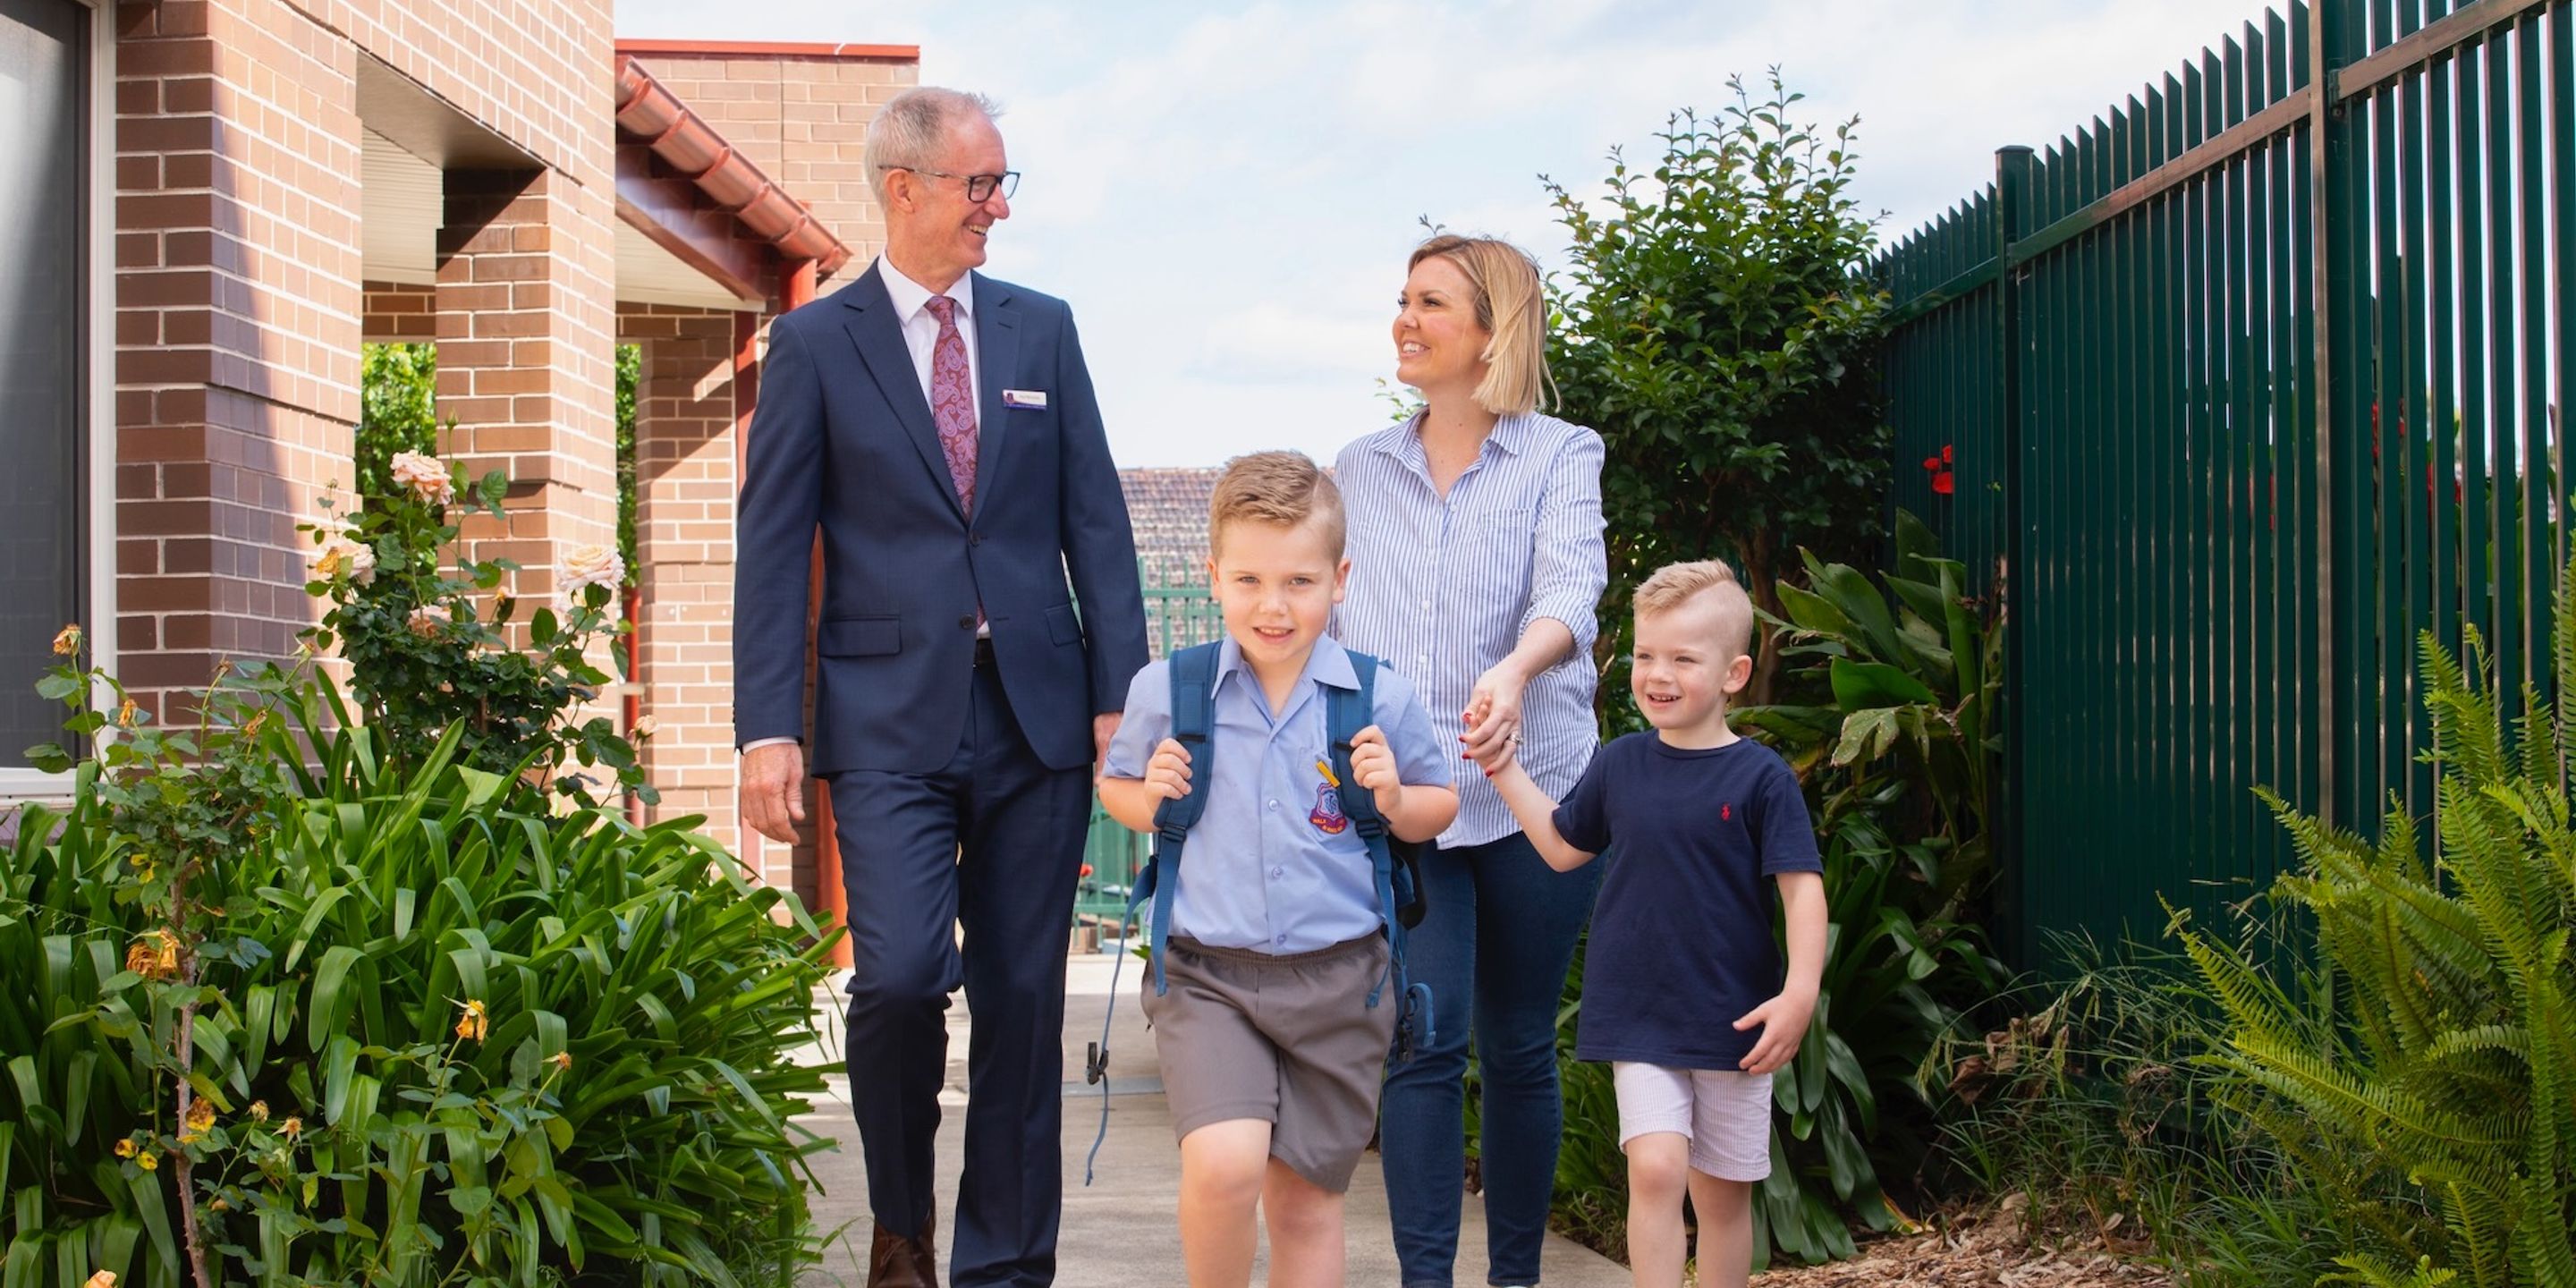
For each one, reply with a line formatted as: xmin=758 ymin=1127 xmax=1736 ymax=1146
xmin=1409 ymin=233 xmax=1555 ymax=416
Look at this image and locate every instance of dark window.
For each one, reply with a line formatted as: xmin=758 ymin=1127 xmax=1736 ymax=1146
xmin=0 ymin=0 xmax=89 ymax=767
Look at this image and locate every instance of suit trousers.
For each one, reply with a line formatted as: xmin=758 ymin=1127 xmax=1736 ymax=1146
xmin=827 ymin=660 xmax=1091 ymax=1288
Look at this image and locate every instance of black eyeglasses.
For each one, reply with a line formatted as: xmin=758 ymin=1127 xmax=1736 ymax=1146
xmin=877 ymin=165 xmax=1019 ymax=202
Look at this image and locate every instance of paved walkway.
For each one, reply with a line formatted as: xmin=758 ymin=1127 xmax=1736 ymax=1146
xmin=792 ymin=949 xmax=1631 ymax=1286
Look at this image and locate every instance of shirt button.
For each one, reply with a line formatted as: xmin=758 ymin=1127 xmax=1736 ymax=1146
xmin=1270 ymin=867 xmax=1284 ymax=880
xmin=1275 ymin=935 xmax=1289 ymax=946
xmin=1267 ymin=799 xmax=1279 ymax=809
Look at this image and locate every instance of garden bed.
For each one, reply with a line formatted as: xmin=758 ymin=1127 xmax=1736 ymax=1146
xmin=1751 ymin=1199 xmax=2165 ymax=1288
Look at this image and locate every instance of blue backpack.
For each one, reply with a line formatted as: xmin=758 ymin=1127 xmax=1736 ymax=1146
xmin=1082 ymin=640 xmax=1433 ymax=1182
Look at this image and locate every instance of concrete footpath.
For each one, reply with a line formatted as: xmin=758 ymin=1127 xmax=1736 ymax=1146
xmin=791 ymin=950 xmax=1630 ymax=1286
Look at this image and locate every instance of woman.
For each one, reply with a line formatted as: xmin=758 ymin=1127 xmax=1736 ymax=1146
xmin=1335 ymin=234 xmax=1608 ymax=1288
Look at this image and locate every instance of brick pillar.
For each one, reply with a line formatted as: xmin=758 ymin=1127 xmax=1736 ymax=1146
xmin=620 ymin=304 xmax=749 ymax=864
xmin=434 ymin=167 xmax=617 ymax=604
xmin=113 ymin=1 xmax=363 ymax=718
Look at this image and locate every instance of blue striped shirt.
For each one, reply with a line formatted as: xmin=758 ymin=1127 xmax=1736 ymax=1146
xmin=1333 ymin=411 xmax=1608 ymax=847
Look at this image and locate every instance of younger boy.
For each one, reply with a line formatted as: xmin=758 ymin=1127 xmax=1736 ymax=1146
xmin=1478 ymin=558 xmax=1827 ymax=1288
xmin=1098 ymin=451 xmax=1458 ymax=1288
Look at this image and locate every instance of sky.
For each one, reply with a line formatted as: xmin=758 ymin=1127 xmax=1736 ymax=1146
xmin=616 ymin=0 xmax=2273 ymax=467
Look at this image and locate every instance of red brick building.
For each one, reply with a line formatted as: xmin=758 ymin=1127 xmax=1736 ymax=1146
xmin=2 ymin=1 xmax=911 ymax=922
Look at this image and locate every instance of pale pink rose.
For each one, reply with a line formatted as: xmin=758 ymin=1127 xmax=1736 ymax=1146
xmin=389 ymin=451 xmax=455 ymax=504
xmin=631 ymin=715 xmax=658 ymax=739
xmin=556 ymin=544 xmax=626 ymax=601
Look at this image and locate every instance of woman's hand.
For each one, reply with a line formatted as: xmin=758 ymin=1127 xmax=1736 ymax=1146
xmin=1460 ymin=660 xmax=1530 ymax=767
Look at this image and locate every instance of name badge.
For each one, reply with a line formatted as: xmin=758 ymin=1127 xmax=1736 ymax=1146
xmin=1003 ymin=388 xmax=1048 ymax=410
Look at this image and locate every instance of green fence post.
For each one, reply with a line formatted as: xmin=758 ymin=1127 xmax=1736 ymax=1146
xmin=2308 ymin=0 xmax=2355 ymax=831
xmin=1995 ymin=143 xmax=2033 ymax=968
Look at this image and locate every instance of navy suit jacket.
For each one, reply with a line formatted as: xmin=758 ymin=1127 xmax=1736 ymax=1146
xmin=734 ymin=265 xmax=1149 ymax=775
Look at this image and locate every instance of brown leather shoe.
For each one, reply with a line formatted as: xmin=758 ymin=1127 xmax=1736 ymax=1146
xmin=864 ymin=1200 xmax=936 ymax=1288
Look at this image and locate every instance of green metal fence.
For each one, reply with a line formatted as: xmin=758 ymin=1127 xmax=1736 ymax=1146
xmin=1072 ymin=571 xmax=1222 ymax=935
xmin=1881 ymin=0 xmax=2572 ymax=960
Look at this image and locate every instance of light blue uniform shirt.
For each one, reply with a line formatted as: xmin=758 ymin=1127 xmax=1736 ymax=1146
xmin=1104 ymin=635 xmax=1451 ymax=954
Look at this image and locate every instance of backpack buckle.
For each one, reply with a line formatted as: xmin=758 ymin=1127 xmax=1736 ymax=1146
xmin=1394 ymin=981 xmax=1436 ymax=1063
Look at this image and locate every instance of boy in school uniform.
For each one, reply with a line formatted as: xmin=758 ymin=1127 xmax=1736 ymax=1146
xmin=1477 ymin=558 xmax=1828 ymax=1288
xmin=1097 ymin=450 xmax=1459 ymax=1288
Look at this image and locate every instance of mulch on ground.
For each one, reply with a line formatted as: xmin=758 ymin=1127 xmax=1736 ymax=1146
xmin=1750 ymin=1198 xmax=2168 ymax=1288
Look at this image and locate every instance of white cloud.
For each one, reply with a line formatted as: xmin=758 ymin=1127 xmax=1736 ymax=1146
xmin=619 ymin=0 xmax=2277 ymax=464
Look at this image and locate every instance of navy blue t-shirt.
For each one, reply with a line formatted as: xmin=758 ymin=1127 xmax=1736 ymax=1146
xmin=1554 ymin=733 xmax=1823 ymax=1070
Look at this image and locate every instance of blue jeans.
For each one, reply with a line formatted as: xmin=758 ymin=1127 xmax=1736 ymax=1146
xmin=1381 ymin=831 xmax=1601 ymax=1287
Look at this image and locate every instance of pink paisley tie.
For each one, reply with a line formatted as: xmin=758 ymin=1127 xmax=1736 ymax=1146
xmin=923 ymin=296 xmax=979 ymax=516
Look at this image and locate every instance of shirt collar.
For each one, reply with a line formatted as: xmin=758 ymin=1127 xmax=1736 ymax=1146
xmin=1213 ymin=632 xmax=1361 ymax=698
xmin=876 ymin=254 xmax=975 ymax=323
xmin=1373 ymin=409 xmax=1533 ymax=473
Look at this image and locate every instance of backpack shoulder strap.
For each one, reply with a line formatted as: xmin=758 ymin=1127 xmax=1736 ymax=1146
xmin=1140 ymin=641 xmax=1221 ymax=996
xmin=1154 ymin=642 xmax=1221 ymax=836
xmin=1326 ymin=650 xmax=1382 ymax=835
xmin=1324 ymin=650 xmax=1436 ymax=1059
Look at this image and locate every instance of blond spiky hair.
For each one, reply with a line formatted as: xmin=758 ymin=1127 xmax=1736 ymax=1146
xmin=1633 ymin=558 xmax=1755 ymax=663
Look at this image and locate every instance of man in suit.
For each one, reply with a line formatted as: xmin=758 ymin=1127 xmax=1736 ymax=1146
xmin=733 ymin=86 xmax=1148 ymax=1288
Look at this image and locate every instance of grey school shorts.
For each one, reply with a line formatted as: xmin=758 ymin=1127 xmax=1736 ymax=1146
xmin=1141 ymin=932 xmax=1399 ymax=1192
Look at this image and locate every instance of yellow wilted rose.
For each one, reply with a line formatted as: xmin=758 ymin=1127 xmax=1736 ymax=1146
xmin=180 ymin=1097 xmax=216 ymax=1143
xmin=52 ymin=623 xmax=81 ymax=657
xmin=454 ymin=998 xmax=489 ymax=1042
xmin=85 ymin=1270 xmax=115 ymax=1288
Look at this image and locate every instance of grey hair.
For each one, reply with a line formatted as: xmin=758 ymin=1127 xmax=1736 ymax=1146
xmin=864 ymin=87 xmax=1003 ymax=206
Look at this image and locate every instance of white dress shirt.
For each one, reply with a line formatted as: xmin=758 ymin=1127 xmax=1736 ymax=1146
xmin=875 ymin=253 xmax=982 ymax=409
xmin=741 ymin=256 xmax=988 ymax=754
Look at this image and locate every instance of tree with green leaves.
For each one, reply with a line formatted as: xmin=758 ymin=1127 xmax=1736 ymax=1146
xmin=1546 ymin=72 xmax=1891 ymax=709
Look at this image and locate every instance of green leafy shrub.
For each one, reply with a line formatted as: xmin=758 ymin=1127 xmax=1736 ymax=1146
xmin=3 ymin=657 xmax=832 ymax=1288
xmin=1546 ymin=72 xmax=1891 ymax=714
xmin=358 ymin=344 xmax=439 ymax=506
xmin=304 ymin=452 xmax=650 ymax=805
xmin=1731 ymin=513 xmax=2003 ymax=1261
xmin=2176 ymin=566 xmax=2576 ymax=1285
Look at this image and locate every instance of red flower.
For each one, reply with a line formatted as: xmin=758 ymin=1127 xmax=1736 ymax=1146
xmin=1922 ymin=444 xmax=1958 ymax=496
xmin=1932 ymin=471 xmax=1955 ymax=496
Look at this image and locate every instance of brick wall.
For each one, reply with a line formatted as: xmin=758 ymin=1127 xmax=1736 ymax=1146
xmin=616 ymin=303 xmax=761 ymax=872
xmin=611 ymin=49 xmax=916 ymax=299
xmin=114 ymin=0 xmax=615 ymax=716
